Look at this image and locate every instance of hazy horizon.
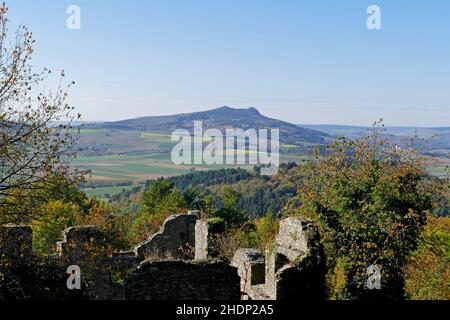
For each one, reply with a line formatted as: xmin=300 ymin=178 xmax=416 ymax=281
xmin=9 ymin=0 xmax=450 ymax=126
xmin=72 ymin=106 xmax=449 ymax=128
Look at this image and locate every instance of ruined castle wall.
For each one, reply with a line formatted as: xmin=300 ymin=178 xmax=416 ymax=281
xmin=56 ymin=225 xmax=113 ymax=300
xmin=135 ymin=213 xmax=198 ymax=261
xmin=124 ymin=260 xmax=240 ymax=300
xmin=275 ymin=263 xmax=326 ymax=300
xmin=274 ymin=217 xmax=311 ymax=261
xmin=232 ymin=217 xmax=326 ymax=300
xmin=194 ymin=220 xmax=209 ymax=260
xmin=57 ymin=225 xmax=108 ymax=263
xmin=232 ymin=248 xmax=265 ymax=299
xmin=194 ymin=218 xmax=227 ymax=261
xmin=267 ymin=217 xmax=326 ymax=300
xmin=1 ymin=213 xmax=327 ymax=301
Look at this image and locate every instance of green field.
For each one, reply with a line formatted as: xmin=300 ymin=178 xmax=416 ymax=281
xmin=427 ymin=165 xmax=449 ymax=177
xmin=73 ymin=151 xmax=208 ymax=181
xmin=74 ymin=129 xmax=303 ymax=183
xmin=75 ymin=129 xmax=448 ymax=197
xmin=75 ymin=129 xmax=259 ymax=198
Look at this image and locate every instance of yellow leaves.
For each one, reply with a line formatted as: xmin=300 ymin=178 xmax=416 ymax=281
xmin=405 ymin=246 xmax=450 ymax=299
xmin=364 ymin=242 xmax=377 ymax=249
xmin=425 ymin=215 xmax=450 ymax=235
xmin=30 ymin=200 xmax=82 ymax=255
xmin=327 ymin=257 xmax=350 ymax=300
xmin=404 ymin=215 xmax=450 ymax=299
xmin=0 ymin=3 xmax=7 ymax=15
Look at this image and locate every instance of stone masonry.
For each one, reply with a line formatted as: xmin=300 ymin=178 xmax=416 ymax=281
xmin=135 ymin=212 xmax=199 ymax=261
xmin=232 ymin=249 xmax=266 ymax=299
xmin=232 ymin=217 xmax=326 ymax=300
xmin=125 ymin=260 xmax=240 ymax=300
xmin=1 ymin=213 xmax=326 ymax=300
xmin=194 ymin=219 xmax=209 ymax=260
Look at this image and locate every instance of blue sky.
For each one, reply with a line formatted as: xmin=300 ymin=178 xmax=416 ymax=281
xmin=8 ymin=0 xmax=450 ymax=126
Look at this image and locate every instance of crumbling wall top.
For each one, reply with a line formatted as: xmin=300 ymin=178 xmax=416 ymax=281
xmin=274 ymin=217 xmax=319 ymax=261
xmin=135 ymin=213 xmax=199 ymax=261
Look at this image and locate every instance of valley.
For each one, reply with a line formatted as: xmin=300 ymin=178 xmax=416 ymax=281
xmin=73 ymin=107 xmax=449 ymax=200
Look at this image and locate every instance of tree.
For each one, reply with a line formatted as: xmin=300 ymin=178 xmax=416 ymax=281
xmin=140 ymin=180 xmax=173 ymax=214
xmin=130 ymin=180 xmax=186 ymax=244
xmin=31 ymin=200 xmax=80 ymax=256
xmin=286 ymin=123 xmax=442 ymax=299
xmin=183 ymin=186 xmax=215 ymax=218
xmin=255 ymin=209 xmax=279 ymax=251
xmin=214 ymin=187 xmax=246 ymax=226
xmin=404 ymin=215 xmax=450 ymax=300
xmin=75 ymin=202 xmax=132 ymax=252
xmin=0 ymin=3 xmax=84 ymax=225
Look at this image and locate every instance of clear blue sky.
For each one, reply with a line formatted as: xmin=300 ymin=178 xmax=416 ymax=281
xmin=8 ymin=0 xmax=450 ymax=126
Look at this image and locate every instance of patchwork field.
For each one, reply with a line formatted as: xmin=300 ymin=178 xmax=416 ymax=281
xmin=74 ymin=129 xmax=304 ymax=181
xmin=73 ymin=151 xmax=224 ymax=181
xmin=426 ymin=156 xmax=450 ymax=177
xmin=74 ymin=128 xmax=448 ymax=199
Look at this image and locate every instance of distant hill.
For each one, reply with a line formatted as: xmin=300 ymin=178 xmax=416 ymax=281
xmin=83 ymin=106 xmax=331 ymax=146
xmin=300 ymin=124 xmax=450 ymax=152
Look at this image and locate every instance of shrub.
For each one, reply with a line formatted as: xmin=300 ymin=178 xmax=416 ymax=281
xmin=286 ymin=123 xmax=441 ymax=299
xmin=404 ymin=215 xmax=450 ymax=300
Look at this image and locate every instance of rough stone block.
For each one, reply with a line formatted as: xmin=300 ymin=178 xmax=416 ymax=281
xmin=124 ymin=260 xmax=240 ymax=300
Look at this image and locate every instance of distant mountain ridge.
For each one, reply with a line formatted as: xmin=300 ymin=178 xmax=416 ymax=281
xmin=83 ymin=106 xmax=331 ymax=146
xmin=299 ymin=124 xmax=450 ymax=136
xmin=300 ymin=124 xmax=450 ymax=151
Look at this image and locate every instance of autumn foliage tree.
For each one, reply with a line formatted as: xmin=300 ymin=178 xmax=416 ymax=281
xmin=130 ymin=180 xmax=187 ymax=244
xmin=0 ymin=3 xmax=84 ymax=224
xmin=286 ymin=123 xmax=444 ymax=299
xmin=404 ymin=215 xmax=450 ymax=300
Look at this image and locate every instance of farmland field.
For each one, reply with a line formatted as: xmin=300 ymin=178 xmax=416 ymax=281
xmin=75 ymin=129 xmax=270 ymax=198
xmin=74 ymin=128 xmax=448 ymax=199
xmin=74 ymin=129 xmax=269 ymax=184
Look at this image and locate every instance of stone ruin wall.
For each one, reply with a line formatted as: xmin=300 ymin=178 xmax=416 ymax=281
xmin=125 ymin=260 xmax=240 ymax=300
xmin=194 ymin=219 xmax=209 ymax=261
xmin=232 ymin=217 xmax=326 ymax=300
xmin=135 ymin=212 xmax=199 ymax=261
xmin=0 ymin=212 xmax=326 ymax=300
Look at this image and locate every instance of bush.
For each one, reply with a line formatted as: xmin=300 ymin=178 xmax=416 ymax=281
xmin=404 ymin=215 xmax=450 ymax=300
xmin=286 ymin=124 xmax=441 ymax=299
xmin=129 ymin=180 xmax=187 ymax=244
xmin=75 ymin=202 xmax=132 ymax=252
xmin=31 ymin=200 xmax=80 ymax=256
